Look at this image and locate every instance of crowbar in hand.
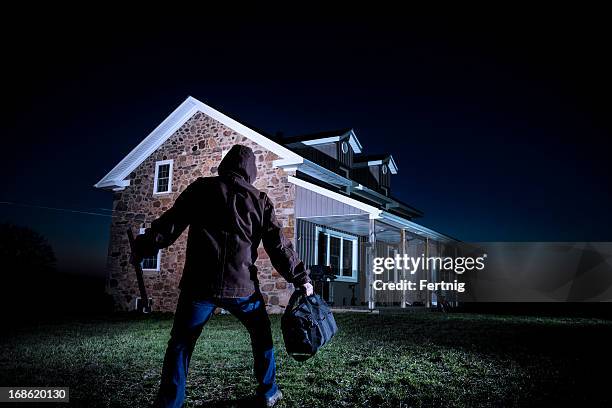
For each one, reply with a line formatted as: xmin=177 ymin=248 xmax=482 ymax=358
xmin=127 ymin=228 xmax=152 ymax=313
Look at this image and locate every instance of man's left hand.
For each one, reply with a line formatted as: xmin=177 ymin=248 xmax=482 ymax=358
xmin=302 ymin=282 xmax=314 ymax=296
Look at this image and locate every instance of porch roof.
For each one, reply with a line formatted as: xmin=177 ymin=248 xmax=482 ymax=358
xmin=297 ymin=213 xmax=456 ymax=243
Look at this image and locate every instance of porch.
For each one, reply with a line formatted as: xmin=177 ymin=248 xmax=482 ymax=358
xmin=295 ymin=212 xmax=459 ymax=310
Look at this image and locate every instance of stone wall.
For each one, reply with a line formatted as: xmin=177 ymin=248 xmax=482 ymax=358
xmin=105 ymin=112 xmax=296 ymax=313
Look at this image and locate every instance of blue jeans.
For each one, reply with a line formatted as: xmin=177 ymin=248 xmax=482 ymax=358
xmin=155 ymin=290 xmax=278 ymax=408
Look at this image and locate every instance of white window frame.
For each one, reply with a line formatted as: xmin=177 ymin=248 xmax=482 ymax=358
xmin=153 ymin=159 xmax=173 ymax=195
xmin=134 ymin=297 xmax=153 ymax=311
xmin=314 ymin=226 xmax=358 ymax=283
xmin=139 ymin=228 xmax=161 ymax=272
xmin=341 ymin=141 xmax=349 ymax=154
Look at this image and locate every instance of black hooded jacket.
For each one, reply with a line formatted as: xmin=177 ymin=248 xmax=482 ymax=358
xmin=137 ymin=144 xmax=310 ymax=298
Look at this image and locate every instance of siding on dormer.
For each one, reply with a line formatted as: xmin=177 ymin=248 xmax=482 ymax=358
xmin=337 ymin=138 xmax=353 ymax=168
xmin=312 ymin=142 xmax=337 ymax=159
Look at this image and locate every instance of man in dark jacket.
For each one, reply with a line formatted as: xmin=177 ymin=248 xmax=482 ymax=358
xmin=132 ymin=144 xmax=313 ymax=408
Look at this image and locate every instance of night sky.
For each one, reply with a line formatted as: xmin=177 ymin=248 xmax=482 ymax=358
xmin=2 ymin=12 xmax=611 ymax=279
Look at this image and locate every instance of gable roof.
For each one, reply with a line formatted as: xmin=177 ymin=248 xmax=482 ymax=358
xmin=282 ymin=128 xmax=363 ymax=153
xmin=353 ymin=153 xmax=399 ymax=174
xmin=94 ymin=96 xmax=303 ymax=190
xmin=92 ymin=96 xmax=457 ymax=241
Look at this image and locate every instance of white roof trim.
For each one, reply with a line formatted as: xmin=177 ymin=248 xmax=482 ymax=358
xmin=285 ymin=129 xmax=363 ymax=154
xmin=287 ymin=136 xmax=340 ymax=146
xmin=362 ymin=156 xmax=398 ymax=174
xmin=95 ymin=179 xmax=130 ymax=189
xmin=94 ymin=96 xmax=303 ymax=190
xmin=288 ymin=175 xmax=382 ymax=217
xmin=380 ymin=211 xmax=454 ymax=242
xmin=299 ymin=159 xmax=353 ymax=187
xmin=387 ymin=155 xmax=398 ymax=174
xmin=347 ymin=129 xmax=362 ymax=154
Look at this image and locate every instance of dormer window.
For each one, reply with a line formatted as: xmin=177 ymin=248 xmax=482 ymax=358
xmin=283 ymin=129 xmax=362 ymax=175
xmin=352 ymin=154 xmax=398 ymax=194
xmin=341 ymin=141 xmax=349 ymax=154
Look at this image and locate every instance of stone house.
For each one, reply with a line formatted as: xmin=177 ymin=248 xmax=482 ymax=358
xmin=95 ymin=96 xmax=456 ymax=313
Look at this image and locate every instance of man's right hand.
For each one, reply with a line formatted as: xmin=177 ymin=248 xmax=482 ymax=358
xmin=129 ymin=230 xmax=159 ymax=266
xmin=302 ymin=282 xmax=314 ymax=296
xmin=129 ymin=252 xmax=143 ymax=267
xmin=133 ymin=230 xmax=158 ymax=256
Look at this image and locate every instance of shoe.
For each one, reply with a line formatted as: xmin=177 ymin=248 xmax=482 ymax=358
xmin=258 ymin=389 xmax=282 ymax=407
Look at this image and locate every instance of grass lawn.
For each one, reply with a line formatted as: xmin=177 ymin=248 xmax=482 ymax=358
xmin=1 ymin=311 xmax=611 ymax=407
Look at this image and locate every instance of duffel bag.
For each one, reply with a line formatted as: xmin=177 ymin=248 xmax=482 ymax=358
xmin=281 ymin=289 xmax=338 ymax=361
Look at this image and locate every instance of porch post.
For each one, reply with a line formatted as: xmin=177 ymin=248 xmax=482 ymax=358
xmin=367 ymin=216 xmax=376 ymax=310
xmin=400 ymin=228 xmax=407 ymax=308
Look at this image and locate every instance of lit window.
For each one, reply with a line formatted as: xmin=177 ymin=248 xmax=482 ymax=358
xmin=382 ymin=164 xmax=388 ymax=175
xmin=315 ymin=227 xmax=358 ymax=282
xmin=342 ymin=239 xmax=353 ymax=277
xmin=154 ymin=160 xmax=173 ymax=194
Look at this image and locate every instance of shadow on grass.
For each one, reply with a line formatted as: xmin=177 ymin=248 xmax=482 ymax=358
xmin=1 ymin=312 xmax=611 ymax=407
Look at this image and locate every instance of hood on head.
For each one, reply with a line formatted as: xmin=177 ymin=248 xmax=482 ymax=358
xmin=217 ymin=144 xmax=257 ymax=184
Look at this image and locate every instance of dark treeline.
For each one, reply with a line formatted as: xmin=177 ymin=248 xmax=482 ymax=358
xmin=1 ymin=223 xmax=112 ymax=324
